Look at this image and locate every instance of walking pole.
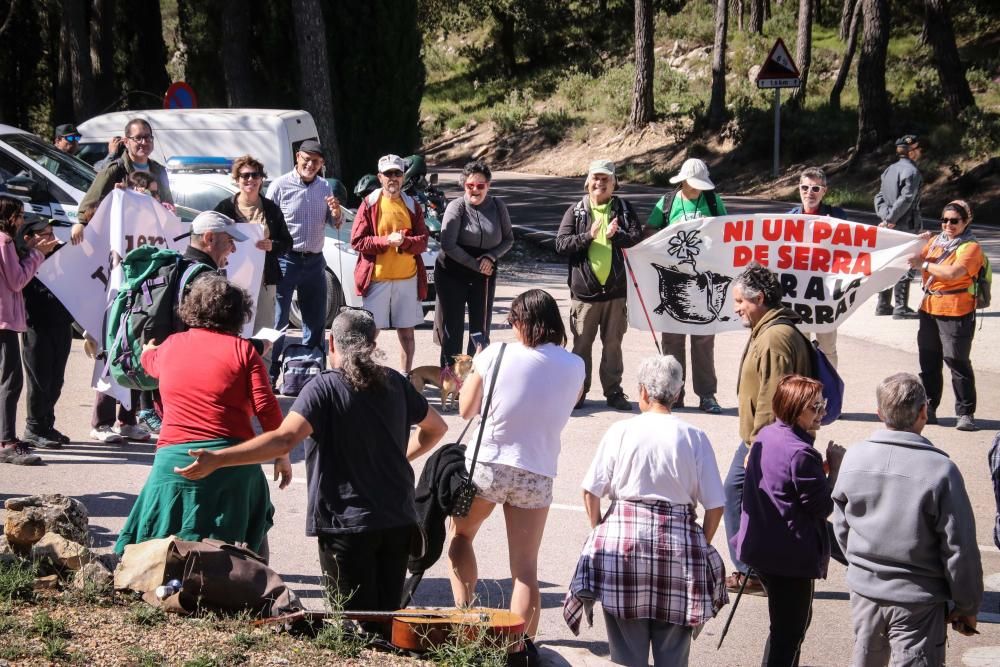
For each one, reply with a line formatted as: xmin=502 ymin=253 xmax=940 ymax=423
xmin=622 ymin=248 xmax=662 ymax=355
xmin=716 ymin=567 xmax=754 ymax=649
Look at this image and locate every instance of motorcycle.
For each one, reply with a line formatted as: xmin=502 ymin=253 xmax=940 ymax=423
xmin=351 ymin=154 xmax=447 ymax=237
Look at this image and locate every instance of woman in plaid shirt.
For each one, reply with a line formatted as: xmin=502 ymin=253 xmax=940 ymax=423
xmin=564 ymin=355 xmax=728 ymax=665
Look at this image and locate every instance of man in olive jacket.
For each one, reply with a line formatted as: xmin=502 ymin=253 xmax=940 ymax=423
xmin=554 ymin=159 xmax=642 ymax=411
xmin=724 ymin=263 xmax=812 ymax=595
xmin=833 ymin=372 xmax=982 ymax=665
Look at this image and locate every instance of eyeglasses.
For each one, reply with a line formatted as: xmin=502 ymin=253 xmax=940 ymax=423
xmin=799 ymin=184 xmax=824 ymax=193
xmin=237 ymin=171 xmax=261 ymax=180
xmin=381 ymin=170 xmax=403 ymax=178
xmin=298 ymin=155 xmax=322 ymax=166
xmin=338 ymin=305 xmax=374 ymax=319
xmin=61 ymin=134 xmax=81 ymax=142
xmin=464 ymin=183 xmax=488 ymax=191
xmin=127 ymin=134 xmax=154 ymax=144
xmin=941 ymin=217 xmax=964 ymax=225
xmin=809 ymin=398 xmax=828 ymax=412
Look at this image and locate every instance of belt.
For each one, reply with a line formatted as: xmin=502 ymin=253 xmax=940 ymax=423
xmin=286 ymin=250 xmax=322 ymax=257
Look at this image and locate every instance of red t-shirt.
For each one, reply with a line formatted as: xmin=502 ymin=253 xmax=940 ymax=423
xmin=141 ymin=328 xmax=282 ymax=448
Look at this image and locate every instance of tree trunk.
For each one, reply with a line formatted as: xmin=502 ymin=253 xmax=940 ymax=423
xmin=90 ymin=0 xmax=117 ymax=112
xmin=708 ymin=0 xmax=730 ymax=129
xmin=53 ymin=4 xmax=73 ymax=123
xmin=855 ymin=0 xmax=891 ymax=153
xmin=119 ymin=0 xmax=171 ymax=102
xmin=749 ymin=0 xmax=764 ymax=33
xmin=220 ymin=0 xmax=253 ymax=107
xmin=290 ymin=0 xmax=341 ymax=176
xmin=830 ymin=0 xmax=861 ymax=110
xmin=839 ymin=0 xmax=857 ymax=39
xmin=923 ymin=0 xmax=975 ymax=117
xmin=628 ymin=0 xmax=654 ymax=130
xmin=0 ymin=0 xmax=19 ymax=38
xmin=765 ymin=0 xmax=772 ymax=20
xmin=731 ymin=0 xmax=744 ymax=31
xmin=788 ymin=0 xmax=813 ymax=108
xmin=491 ymin=9 xmax=517 ymax=76
xmin=59 ymin=0 xmax=95 ymax=120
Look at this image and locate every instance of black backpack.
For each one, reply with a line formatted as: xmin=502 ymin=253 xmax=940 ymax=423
xmin=668 ymin=187 xmax=721 ymax=218
xmin=278 ymin=344 xmax=324 ymax=397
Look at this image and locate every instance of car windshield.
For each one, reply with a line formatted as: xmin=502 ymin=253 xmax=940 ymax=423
xmin=1 ymin=133 xmax=95 ymax=193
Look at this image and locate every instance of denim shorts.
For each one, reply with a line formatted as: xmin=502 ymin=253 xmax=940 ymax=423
xmin=470 ymin=461 xmax=553 ymax=509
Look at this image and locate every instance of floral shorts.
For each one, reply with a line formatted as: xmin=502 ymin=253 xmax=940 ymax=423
xmin=470 ymin=461 xmax=553 ymax=509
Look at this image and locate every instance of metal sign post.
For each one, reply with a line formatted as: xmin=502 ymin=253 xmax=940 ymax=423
xmin=756 ymin=39 xmax=800 ymax=179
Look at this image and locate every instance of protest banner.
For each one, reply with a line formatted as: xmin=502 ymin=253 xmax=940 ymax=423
xmin=625 ymin=213 xmax=924 ymax=335
xmin=36 ymin=189 xmax=264 ymax=406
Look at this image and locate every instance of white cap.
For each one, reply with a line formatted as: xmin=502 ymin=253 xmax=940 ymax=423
xmin=190 ymin=210 xmax=248 ymax=242
xmin=378 ymin=154 xmax=406 ymax=173
xmin=669 ymin=158 xmax=715 ymax=191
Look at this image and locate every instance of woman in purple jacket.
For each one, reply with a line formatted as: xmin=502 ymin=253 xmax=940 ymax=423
xmin=732 ymin=375 xmax=845 ymax=667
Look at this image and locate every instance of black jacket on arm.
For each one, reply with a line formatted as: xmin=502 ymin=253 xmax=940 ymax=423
xmin=554 ymin=195 xmax=642 ymax=302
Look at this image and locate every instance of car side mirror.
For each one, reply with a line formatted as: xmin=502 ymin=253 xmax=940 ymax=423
xmin=3 ymin=175 xmax=48 ymax=201
xmin=429 ymin=173 xmax=438 ymax=186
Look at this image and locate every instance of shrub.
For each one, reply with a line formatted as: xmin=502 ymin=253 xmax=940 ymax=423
xmin=127 ymin=602 xmax=167 ymax=627
xmin=537 ymin=109 xmax=577 ymax=144
xmin=556 ymin=68 xmax=594 ymax=113
xmin=489 ymin=89 xmax=534 ymax=136
xmin=959 ymin=108 xmax=1000 ymax=161
xmin=0 ymin=558 xmax=36 ymax=604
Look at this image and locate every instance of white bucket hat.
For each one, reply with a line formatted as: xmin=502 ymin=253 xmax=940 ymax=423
xmin=669 ymin=158 xmax=715 ymax=191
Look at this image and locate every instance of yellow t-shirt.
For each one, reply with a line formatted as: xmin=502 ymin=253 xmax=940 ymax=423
xmin=374 ymin=195 xmax=417 ymax=281
xmin=919 ymin=237 xmax=983 ymax=317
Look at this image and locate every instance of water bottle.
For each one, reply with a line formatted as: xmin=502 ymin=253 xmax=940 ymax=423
xmin=154 ymin=579 xmax=183 ymax=600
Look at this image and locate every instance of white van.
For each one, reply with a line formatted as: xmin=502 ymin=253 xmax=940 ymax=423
xmin=77 ymin=109 xmax=319 ymax=177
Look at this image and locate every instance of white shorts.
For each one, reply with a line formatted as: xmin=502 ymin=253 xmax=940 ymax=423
xmin=363 ymin=276 xmax=425 ymax=329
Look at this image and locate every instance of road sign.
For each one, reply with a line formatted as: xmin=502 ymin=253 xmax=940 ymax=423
xmin=756 ymin=38 xmax=801 ymax=89
xmin=163 ymin=82 xmax=198 ymax=109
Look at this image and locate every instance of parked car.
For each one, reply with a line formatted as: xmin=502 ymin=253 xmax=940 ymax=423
xmin=166 ymin=160 xmax=437 ymax=327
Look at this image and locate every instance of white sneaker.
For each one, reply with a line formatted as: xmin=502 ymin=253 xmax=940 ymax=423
xmin=115 ymin=423 xmax=151 ymax=442
xmin=90 ymin=426 xmax=124 ymax=443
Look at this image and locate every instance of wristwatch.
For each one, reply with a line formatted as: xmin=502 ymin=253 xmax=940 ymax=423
xmin=922 ymin=261 xmax=930 ymax=272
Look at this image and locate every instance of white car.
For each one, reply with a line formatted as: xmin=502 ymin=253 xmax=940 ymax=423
xmin=167 ymin=163 xmax=437 ymax=327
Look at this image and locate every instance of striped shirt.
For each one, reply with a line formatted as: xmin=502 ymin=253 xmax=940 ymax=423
xmin=266 ymin=169 xmax=335 ymax=253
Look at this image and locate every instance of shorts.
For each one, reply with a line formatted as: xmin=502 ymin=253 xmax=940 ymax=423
xmin=363 ymin=276 xmax=425 ymax=329
xmin=470 ymin=461 xmax=553 ymax=509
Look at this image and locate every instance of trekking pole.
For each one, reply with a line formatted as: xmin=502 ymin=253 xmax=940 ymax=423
xmin=716 ymin=567 xmax=754 ymax=650
xmin=622 ymin=248 xmax=661 ymax=355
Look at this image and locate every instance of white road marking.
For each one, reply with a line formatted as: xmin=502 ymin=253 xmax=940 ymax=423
xmin=963 ymin=646 xmax=1000 ymax=666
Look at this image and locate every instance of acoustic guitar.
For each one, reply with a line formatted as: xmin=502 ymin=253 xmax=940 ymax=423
xmin=258 ymin=607 xmax=526 ymax=653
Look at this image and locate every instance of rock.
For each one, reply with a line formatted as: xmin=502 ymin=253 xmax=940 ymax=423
xmin=33 ymin=574 xmax=60 ymax=591
xmin=31 ymin=532 xmax=90 ymax=571
xmin=748 ymin=65 xmax=762 ymax=83
xmin=472 ymin=145 xmax=491 ymax=159
xmin=0 ymin=534 xmax=13 ymax=555
xmin=4 ymin=508 xmax=46 ymax=551
xmin=4 ymin=494 xmax=90 ymax=544
xmin=73 ymin=561 xmax=113 ymax=592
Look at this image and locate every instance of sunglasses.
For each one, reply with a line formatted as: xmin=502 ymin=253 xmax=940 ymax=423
xmin=941 ymin=217 xmax=964 ymax=225
xmin=381 ymin=170 xmax=403 ymax=178
xmin=799 ymin=184 xmax=824 ymax=193
xmin=237 ymin=171 xmax=261 ymax=180
xmin=61 ymin=134 xmax=81 ymax=142
xmin=127 ymin=134 xmax=154 ymax=143
xmin=809 ymin=398 xmax=828 ymax=412
xmin=464 ymin=183 xmax=488 ymax=191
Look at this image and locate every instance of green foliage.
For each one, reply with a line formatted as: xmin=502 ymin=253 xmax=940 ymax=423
xmin=422 ymin=623 xmax=513 ymax=667
xmin=182 ymin=654 xmax=221 ymax=667
xmin=537 ymin=109 xmax=578 ymax=144
xmin=126 ymin=645 xmax=167 ymax=667
xmin=661 ymin=0 xmax=715 ymax=44
xmin=32 ymin=610 xmax=71 ymax=639
xmin=313 ymin=586 xmax=365 ymax=659
xmin=826 ymin=187 xmax=874 ymax=211
xmin=41 ymin=636 xmax=72 ymax=662
xmin=0 ymin=558 xmax=37 ymax=604
xmin=489 ymin=90 xmax=535 ymax=135
xmin=959 ymin=108 xmax=1000 ymax=160
xmin=127 ymin=602 xmax=167 ymax=627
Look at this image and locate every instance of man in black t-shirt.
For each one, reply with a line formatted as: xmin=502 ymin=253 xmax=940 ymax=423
xmin=175 ymin=309 xmax=447 ymax=612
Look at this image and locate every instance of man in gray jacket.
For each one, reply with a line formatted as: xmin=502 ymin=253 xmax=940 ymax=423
xmin=874 ymin=135 xmax=924 ymax=318
xmin=833 ymin=372 xmax=982 ymax=666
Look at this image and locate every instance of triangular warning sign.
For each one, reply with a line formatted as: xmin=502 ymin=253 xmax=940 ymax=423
xmin=757 ymin=38 xmax=800 ymax=80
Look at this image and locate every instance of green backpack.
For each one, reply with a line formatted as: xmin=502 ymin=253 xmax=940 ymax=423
xmin=105 ymin=246 xmax=211 ymax=390
xmin=929 ymin=240 xmax=992 ymax=309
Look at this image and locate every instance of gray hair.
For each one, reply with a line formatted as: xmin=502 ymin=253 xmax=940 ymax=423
xmin=800 ymin=167 xmax=827 ymax=186
xmin=637 ymin=355 xmax=684 ymax=407
xmin=876 ymin=372 xmax=927 ymax=430
xmin=331 ymin=309 xmax=385 ymax=391
xmin=734 ymin=262 xmax=783 ymax=308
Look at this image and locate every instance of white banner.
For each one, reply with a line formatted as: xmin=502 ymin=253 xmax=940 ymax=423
xmin=625 ymin=214 xmax=924 ymax=335
xmin=37 ymin=189 xmax=264 ymax=406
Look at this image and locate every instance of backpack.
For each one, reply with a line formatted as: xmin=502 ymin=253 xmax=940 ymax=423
xmin=773 ymin=319 xmax=845 ymax=425
xmin=278 ymin=344 xmax=324 ymax=397
xmin=668 ymin=187 xmax=721 ymax=219
xmin=924 ymin=239 xmax=992 ymax=309
xmin=105 ymin=246 xmax=211 ymax=390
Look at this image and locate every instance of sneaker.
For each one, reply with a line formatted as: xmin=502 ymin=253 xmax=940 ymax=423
xmin=23 ymin=430 xmax=62 ymax=450
xmin=725 ymin=571 xmax=767 ymax=597
xmin=926 ymin=406 xmax=938 ymax=425
xmin=137 ymin=409 xmax=162 ymax=434
xmin=90 ymin=426 xmax=124 ymax=444
xmin=115 ymin=423 xmax=152 ymax=442
xmin=47 ymin=427 xmax=70 ymax=445
xmin=699 ymin=396 xmax=723 ymax=414
xmin=0 ymin=441 xmax=42 ymax=466
xmin=892 ymin=306 xmax=918 ymax=320
xmin=606 ymin=392 xmax=633 ymax=412
xmin=956 ymin=414 xmax=977 ymax=432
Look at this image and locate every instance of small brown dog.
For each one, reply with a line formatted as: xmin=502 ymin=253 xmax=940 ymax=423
xmin=409 ymin=354 xmax=474 ymax=411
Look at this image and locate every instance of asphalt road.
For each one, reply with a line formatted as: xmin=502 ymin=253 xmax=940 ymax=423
xmin=5 ymin=171 xmax=1000 ymax=666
